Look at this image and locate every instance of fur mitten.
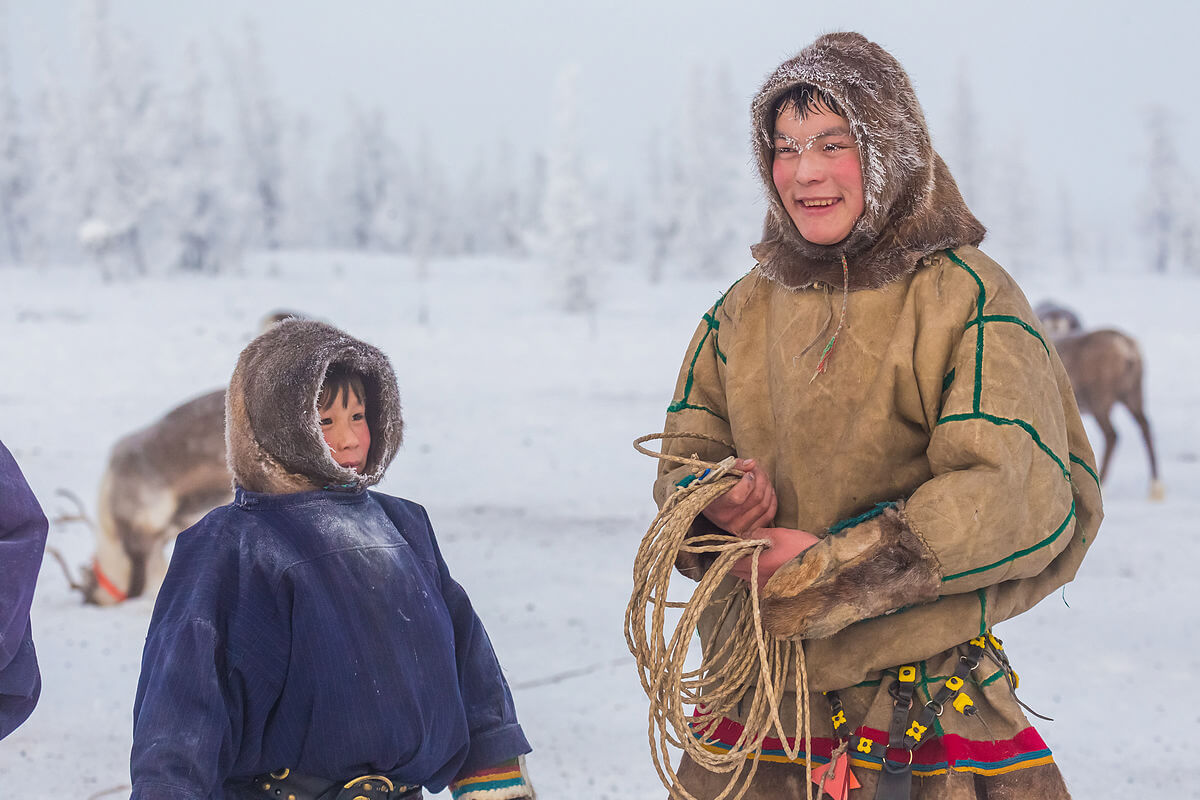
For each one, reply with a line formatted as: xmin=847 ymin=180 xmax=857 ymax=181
xmin=760 ymin=505 xmax=941 ymax=639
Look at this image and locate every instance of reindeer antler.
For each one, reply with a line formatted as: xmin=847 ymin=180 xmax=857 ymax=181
xmin=52 ymin=488 xmax=97 ymax=531
xmin=43 ymin=545 xmax=89 ymax=593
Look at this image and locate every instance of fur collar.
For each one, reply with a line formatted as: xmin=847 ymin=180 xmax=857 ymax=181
xmin=749 ymin=32 xmax=985 ymax=291
xmin=226 ymin=319 xmax=403 ymax=494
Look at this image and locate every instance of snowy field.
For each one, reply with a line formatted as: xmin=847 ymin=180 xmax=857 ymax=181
xmin=0 ymin=252 xmax=1197 ymax=799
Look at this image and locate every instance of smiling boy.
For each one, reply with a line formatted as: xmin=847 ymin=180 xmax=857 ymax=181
xmin=653 ymin=33 xmax=1102 ymax=799
xmin=130 ymin=320 xmax=533 ymax=800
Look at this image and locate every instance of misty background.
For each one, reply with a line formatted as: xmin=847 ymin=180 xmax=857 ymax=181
xmin=1 ymin=0 xmax=1198 ymax=289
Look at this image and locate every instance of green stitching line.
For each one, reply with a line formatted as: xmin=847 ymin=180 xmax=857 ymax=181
xmin=1070 ymin=453 xmax=1101 ymax=491
xmin=943 ymin=499 xmax=1075 ymax=582
xmin=965 ymin=314 xmax=1050 ymax=357
xmin=938 ymin=412 xmax=1070 ymax=481
xmin=941 ymin=367 xmax=956 ymax=394
xmin=827 ymin=501 xmax=898 ymax=536
xmin=667 ymin=282 xmax=739 ymax=418
xmin=945 ymin=249 xmax=985 ymax=414
xmin=977 ymin=589 xmax=988 ymax=636
xmin=979 ymin=670 xmax=1005 ymax=688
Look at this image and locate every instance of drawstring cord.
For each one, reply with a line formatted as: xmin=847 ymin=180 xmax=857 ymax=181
xmin=810 ymin=254 xmax=850 ymax=382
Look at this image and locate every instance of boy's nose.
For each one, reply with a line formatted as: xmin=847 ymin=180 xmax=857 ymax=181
xmin=333 ymin=425 xmax=360 ymax=451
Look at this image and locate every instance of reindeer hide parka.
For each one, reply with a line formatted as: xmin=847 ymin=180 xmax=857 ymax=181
xmin=653 ymin=32 xmax=1102 ymax=799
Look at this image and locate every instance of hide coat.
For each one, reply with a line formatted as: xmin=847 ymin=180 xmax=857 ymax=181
xmin=0 ymin=440 xmax=47 ymax=740
xmin=131 ymin=321 xmax=530 ymax=800
xmin=653 ymin=32 xmax=1101 ymax=799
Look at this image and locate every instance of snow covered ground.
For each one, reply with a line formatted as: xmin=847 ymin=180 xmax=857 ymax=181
xmin=0 ymin=252 xmax=1196 ymax=799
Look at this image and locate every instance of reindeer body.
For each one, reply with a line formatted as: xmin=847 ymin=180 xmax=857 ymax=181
xmin=1048 ymin=326 xmax=1162 ymax=497
xmin=85 ymin=390 xmax=232 ymax=604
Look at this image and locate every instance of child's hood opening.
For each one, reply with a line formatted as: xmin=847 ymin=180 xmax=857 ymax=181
xmin=225 ymin=319 xmax=403 ymax=494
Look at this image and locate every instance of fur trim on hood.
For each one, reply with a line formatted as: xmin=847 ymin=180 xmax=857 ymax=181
xmin=226 ymin=320 xmax=403 ymax=494
xmin=750 ymin=31 xmax=986 ymax=291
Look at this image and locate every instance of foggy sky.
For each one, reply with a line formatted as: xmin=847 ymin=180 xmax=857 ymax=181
xmin=6 ymin=0 xmax=1198 ymax=260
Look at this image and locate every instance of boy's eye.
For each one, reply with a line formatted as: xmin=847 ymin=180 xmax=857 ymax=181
xmin=319 ymin=417 xmax=333 ymax=427
xmin=822 ymin=138 xmax=855 ymax=153
xmin=352 ymin=413 xmax=365 ymax=422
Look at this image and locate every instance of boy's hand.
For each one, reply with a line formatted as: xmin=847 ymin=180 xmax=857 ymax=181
xmin=701 ymin=458 xmax=777 ymax=534
xmin=730 ymin=527 xmax=820 ymax=585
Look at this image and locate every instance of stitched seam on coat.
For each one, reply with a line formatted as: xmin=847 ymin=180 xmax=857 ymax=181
xmin=946 ymin=249 xmax=986 ymax=414
xmin=965 ymin=314 xmax=1050 ymax=356
xmin=826 ymin=500 xmax=897 ymax=535
xmin=941 ymin=367 xmax=955 ymax=394
xmin=1069 ymin=453 xmax=1100 ymax=491
xmin=942 ymin=500 xmax=1075 ymax=582
xmin=977 ymin=589 xmax=988 ymax=636
xmin=938 ymin=412 xmax=1070 ymax=481
xmin=667 ymin=288 xmax=735 ymax=419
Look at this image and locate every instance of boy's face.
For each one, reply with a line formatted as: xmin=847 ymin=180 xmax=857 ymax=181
xmin=319 ymin=387 xmax=371 ymax=472
xmin=771 ymin=102 xmax=864 ymax=246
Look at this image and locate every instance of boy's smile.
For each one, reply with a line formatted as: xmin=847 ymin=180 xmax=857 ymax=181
xmin=319 ymin=390 xmax=371 ymax=472
xmin=771 ymin=104 xmax=864 ymax=246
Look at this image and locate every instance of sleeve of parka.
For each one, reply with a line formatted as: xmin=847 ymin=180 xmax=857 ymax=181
xmin=760 ymin=254 xmax=1090 ymax=640
xmin=652 ymin=297 xmax=738 ymax=579
xmin=0 ymin=441 xmax=48 ymax=740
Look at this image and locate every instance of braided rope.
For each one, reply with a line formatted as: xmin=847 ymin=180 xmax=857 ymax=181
xmin=627 ymin=433 xmax=813 ymax=800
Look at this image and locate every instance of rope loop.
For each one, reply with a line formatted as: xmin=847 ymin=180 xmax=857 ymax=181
xmin=627 ymin=433 xmax=814 ymax=800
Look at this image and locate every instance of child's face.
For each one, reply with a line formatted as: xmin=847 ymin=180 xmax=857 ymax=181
xmin=319 ymin=387 xmax=371 ymax=472
xmin=771 ymin=103 xmax=864 ymax=246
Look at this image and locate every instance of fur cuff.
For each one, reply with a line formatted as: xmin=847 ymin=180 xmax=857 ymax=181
xmin=760 ymin=506 xmax=941 ymax=639
xmin=450 ymin=757 xmax=535 ymax=800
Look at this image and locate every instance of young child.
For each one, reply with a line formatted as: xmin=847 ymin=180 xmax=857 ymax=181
xmin=0 ymin=439 xmax=48 ymax=740
xmin=653 ymin=32 xmax=1102 ymax=799
xmin=130 ymin=320 xmax=533 ymax=800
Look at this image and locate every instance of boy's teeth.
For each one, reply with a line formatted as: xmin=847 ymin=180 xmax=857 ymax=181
xmin=802 ymin=199 xmax=836 ymax=207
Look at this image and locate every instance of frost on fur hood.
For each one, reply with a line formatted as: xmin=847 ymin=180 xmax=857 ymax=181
xmin=750 ymin=31 xmax=986 ymax=291
xmin=226 ymin=319 xmax=403 ymax=494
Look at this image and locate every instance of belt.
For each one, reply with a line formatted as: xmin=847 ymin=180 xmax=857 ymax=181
xmin=245 ymin=769 xmax=422 ymax=800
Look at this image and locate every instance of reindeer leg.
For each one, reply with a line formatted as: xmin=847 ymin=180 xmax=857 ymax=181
xmin=1127 ymin=406 xmax=1163 ymax=500
xmin=1094 ymin=406 xmax=1118 ymax=484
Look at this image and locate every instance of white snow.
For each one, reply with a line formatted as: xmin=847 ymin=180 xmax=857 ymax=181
xmin=0 ymin=252 xmax=1196 ymax=798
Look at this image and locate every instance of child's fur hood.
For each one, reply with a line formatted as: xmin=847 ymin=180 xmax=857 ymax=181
xmin=750 ymin=31 xmax=986 ymax=291
xmin=226 ymin=319 xmax=403 ymax=494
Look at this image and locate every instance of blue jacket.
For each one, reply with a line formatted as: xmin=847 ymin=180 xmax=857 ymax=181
xmin=0 ymin=440 xmax=47 ymax=740
xmin=131 ymin=488 xmax=530 ymax=800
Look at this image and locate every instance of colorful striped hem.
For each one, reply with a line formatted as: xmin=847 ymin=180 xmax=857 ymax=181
xmin=450 ymin=761 xmax=530 ymax=800
xmin=692 ymin=716 xmax=1055 ymax=778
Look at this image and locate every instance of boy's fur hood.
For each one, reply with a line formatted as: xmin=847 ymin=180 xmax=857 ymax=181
xmin=226 ymin=320 xmax=403 ymax=494
xmin=749 ymin=31 xmax=986 ymax=291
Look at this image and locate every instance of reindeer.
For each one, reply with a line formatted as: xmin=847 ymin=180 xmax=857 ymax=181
xmin=48 ymin=311 xmax=307 ymax=604
xmin=52 ymin=390 xmax=233 ymax=604
xmin=1035 ymin=301 xmax=1163 ymax=500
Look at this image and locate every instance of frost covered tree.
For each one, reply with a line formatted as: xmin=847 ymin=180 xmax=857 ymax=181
xmin=224 ymin=24 xmax=285 ymax=250
xmin=160 ymin=46 xmax=235 ymax=273
xmin=530 ymin=64 xmax=595 ymax=313
xmin=77 ymin=0 xmax=162 ymax=278
xmin=988 ymin=136 xmax=1039 ymax=277
xmin=26 ymin=55 xmax=80 ymax=263
xmin=328 ymin=103 xmax=408 ymax=251
xmin=0 ymin=7 xmax=32 ymax=264
xmin=1142 ymin=106 xmax=1199 ymax=274
xmin=663 ymin=64 xmax=751 ymax=279
xmin=946 ymin=62 xmax=982 ymax=210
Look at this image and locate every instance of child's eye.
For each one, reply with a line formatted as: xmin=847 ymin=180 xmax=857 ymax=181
xmin=352 ymin=413 xmax=365 ymax=422
xmin=822 ymin=139 xmax=854 ymax=153
xmin=319 ymin=418 xmax=333 ymax=426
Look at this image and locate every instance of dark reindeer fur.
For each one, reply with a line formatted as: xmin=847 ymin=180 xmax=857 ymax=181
xmin=226 ymin=319 xmax=404 ymax=494
xmin=759 ymin=505 xmax=941 ymax=640
xmin=748 ymin=32 xmax=985 ymax=291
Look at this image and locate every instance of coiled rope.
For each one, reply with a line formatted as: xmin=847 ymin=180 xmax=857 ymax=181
xmin=626 ymin=433 xmax=814 ymax=800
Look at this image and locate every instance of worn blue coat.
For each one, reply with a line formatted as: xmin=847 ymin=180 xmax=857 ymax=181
xmin=0 ymin=440 xmax=48 ymax=740
xmin=130 ymin=488 xmax=529 ymax=800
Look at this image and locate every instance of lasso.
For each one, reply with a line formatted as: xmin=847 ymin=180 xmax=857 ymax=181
xmin=626 ymin=433 xmax=814 ymax=800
